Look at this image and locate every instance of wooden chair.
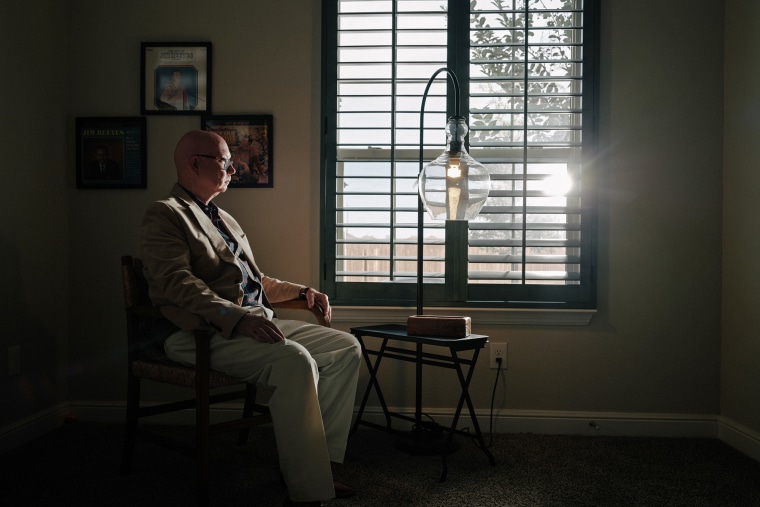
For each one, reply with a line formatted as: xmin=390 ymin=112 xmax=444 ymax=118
xmin=119 ymin=255 xmax=329 ymax=505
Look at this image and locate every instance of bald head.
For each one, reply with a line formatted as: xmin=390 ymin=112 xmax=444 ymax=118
xmin=174 ymin=130 xmax=234 ymax=203
xmin=174 ymin=130 xmax=225 ymax=172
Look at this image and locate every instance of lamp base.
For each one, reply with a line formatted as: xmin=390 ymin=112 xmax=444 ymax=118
xmin=395 ymin=425 xmax=459 ymax=456
xmin=406 ymin=315 xmax=471 ymax=338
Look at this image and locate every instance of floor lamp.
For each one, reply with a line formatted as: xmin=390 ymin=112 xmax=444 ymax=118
xmin=397 ymin=68 xmax=491 ymax=455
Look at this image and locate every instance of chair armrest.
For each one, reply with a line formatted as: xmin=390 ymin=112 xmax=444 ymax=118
xmin=271 ymin=299 xmax=331 ymax=328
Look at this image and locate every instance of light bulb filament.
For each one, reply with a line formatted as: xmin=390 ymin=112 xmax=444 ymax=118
xmin=447 ymin=155 xmax=462 ymax=179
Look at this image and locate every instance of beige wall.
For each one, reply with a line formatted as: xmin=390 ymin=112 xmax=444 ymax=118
xmin=1 ymin=0 xmax=757 ymax=442
xmin=722 ymin=0 xmax=760 ymax=433
xmin=0 ymin=0 xmax=70 ymax=427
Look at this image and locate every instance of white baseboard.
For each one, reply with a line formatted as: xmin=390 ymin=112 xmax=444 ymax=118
xmin=356 ymin=406 xmax=719 ymax=438
xmin=717 ymin=416 xmax=760 ymax=462
xmin=2 ymin=402 xmax=758 ymax=465
xmin=0 ymin=403 xmax=70 ymax=455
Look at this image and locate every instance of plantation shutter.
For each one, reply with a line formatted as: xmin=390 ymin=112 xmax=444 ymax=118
xmin=322 ymin=0 xmax=598 ymax=308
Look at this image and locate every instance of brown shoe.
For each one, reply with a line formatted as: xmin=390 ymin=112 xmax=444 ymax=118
xmin=334 ymin=480 xmax=356 ymax=499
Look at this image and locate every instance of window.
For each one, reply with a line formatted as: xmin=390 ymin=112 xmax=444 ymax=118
xmin=321 ymin=0 xmax=599 ymax=309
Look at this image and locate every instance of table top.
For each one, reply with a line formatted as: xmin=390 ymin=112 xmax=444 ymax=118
xmin=350 ymin=323 xmax=488 ymax=349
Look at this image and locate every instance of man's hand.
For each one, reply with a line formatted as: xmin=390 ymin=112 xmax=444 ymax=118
xmin=304 ymin=288 xmax=332 ymax=323
xmin=235 ymin=313 xmax=285 ymax=343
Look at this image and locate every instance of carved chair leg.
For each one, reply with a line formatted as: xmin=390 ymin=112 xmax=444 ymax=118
xmin=237 ymin=384 xmax=257 ymax=445
xmin=120 ymin=373 xmax=141 ymax=474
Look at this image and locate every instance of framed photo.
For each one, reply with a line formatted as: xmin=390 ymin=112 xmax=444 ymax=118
xmin=75 ymin=117 xmax=147 ymax=189
xmin=201 ymin=115 xmax=274 ymax=188
xmin=141 ymin=42 xmax=211 ymax=114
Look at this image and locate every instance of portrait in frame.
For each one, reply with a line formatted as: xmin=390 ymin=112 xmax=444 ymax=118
xmin=141 ymin=42 xmax=211 ymax=115
xmin=201 ymin=115 xmax=274 ymax=188
xmin=75 ymin=117 xmax=147 ymax=189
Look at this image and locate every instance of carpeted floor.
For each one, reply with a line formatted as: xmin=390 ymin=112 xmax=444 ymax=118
xmin=2 ymin=421 xmax=759 ymax=506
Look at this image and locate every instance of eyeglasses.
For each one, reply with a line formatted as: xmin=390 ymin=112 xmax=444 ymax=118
xmin=194 ymin=154 xmax=234 ymax=170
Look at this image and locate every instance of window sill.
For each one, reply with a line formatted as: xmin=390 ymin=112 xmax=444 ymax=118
xmin=332 ymin=306 xmax=596 ymax=327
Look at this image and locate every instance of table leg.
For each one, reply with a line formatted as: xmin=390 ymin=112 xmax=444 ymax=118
xmin=351 ymin=336 xmax=392 ymax=435
xmin=415 ymin=342 xmax=423 ymax=427
xmin=449 ymin=348 xmax=496 ymax=465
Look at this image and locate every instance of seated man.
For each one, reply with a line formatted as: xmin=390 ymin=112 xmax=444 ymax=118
xmin=139 ymin=130 xmax=361 ymax=506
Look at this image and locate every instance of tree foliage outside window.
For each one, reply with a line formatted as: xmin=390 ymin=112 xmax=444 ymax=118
xmin=321 ymin=0 xmax=599 ymax=309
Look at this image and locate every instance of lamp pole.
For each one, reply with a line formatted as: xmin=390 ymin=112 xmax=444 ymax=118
xmin=417 ymin=67 xmax=460 ymax=316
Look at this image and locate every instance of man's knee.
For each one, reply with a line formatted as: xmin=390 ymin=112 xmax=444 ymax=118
xmin=348 ymin=336 xmax=362 ymax=362
xmin=279 ymin=340 xmax=319 ymax=379
xmin=334 ymin=331 xmax=362 ymax=360
xmin=337 ymin=332 xmax=362 ymax=372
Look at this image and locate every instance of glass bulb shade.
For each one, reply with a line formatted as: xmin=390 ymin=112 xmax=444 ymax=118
xmin=418 ymin=117 xmax=491 ymax=221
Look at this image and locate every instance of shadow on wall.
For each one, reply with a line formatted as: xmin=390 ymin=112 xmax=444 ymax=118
xmin=0 ymin=237 xmax=60 ymax=426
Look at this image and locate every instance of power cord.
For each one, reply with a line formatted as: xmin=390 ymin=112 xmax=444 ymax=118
xmin=469 ymin=356 xmax=503 ymax=452
xmin=486 ymin=357 xmax=503 ymax=448
xmin=411 ymin=413 xmax=445 ymax=434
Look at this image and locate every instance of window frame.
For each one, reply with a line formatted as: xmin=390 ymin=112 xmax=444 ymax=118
xmin=320 ymin=0 xmax=600 ymax=311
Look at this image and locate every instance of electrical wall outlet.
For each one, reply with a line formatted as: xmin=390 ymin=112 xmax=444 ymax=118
xmin=489 ymin=342 xmax=506 ymax=369
xmin=8 ymin=345 xmax=21 ymax=376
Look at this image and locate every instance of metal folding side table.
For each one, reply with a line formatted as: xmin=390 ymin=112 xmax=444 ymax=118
xmin=349 ymin=323 xmax=496 ymax=481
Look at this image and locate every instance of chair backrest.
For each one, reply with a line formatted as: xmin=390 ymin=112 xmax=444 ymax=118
xmin=122 ymin=255 xmax=170 ymax=362
xmin=121 ymin=255 xmax=151 ymax=311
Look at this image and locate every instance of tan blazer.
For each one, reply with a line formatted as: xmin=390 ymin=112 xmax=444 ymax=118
xmin=140 ymin=184 xmax=303 ymax=338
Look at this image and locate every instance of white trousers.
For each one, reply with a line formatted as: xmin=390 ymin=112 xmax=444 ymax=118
xmin=164 ymin=318 xmax=361 ymax=502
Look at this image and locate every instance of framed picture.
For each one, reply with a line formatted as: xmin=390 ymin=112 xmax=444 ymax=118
xmin=141 ymin=42 xmax=211 ymax=114
xmin=201 ymin=115 xmax=274 ymax=188
xmin=75 ymin=117 xmax=147 ymax=189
